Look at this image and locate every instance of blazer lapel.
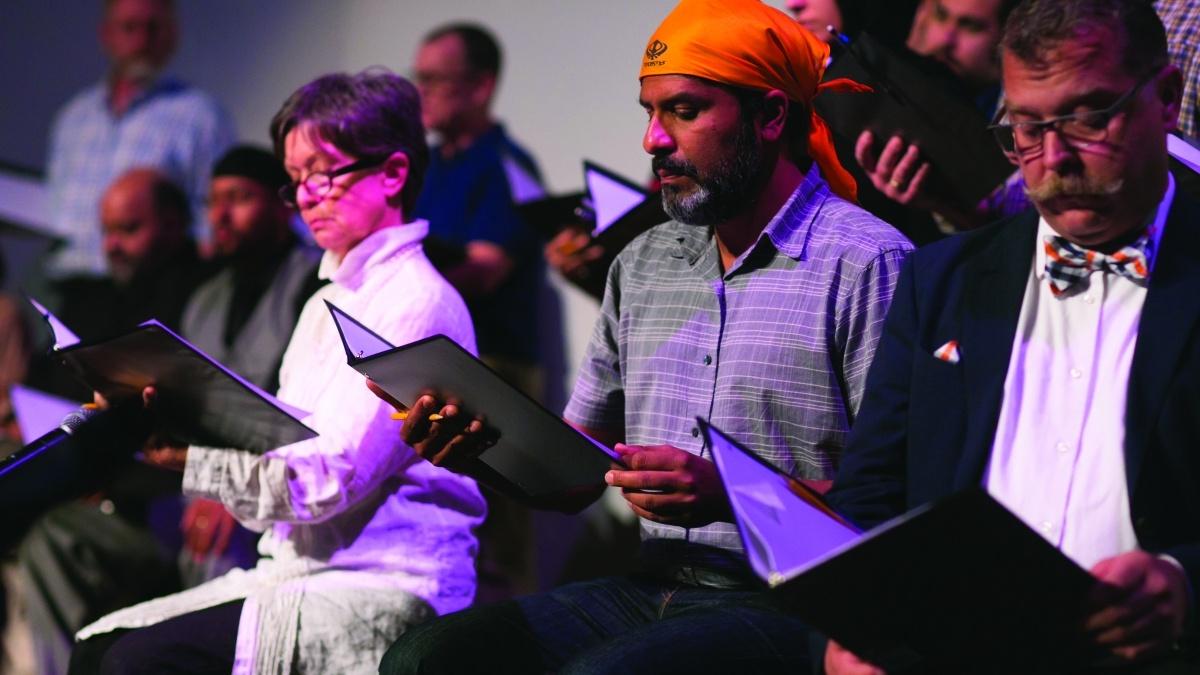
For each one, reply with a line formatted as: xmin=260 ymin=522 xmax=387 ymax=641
xmin=1125 ymin=193 xmax=1200 ymax=492
xmin=954 ymin=211 xmax=1038 ymax=489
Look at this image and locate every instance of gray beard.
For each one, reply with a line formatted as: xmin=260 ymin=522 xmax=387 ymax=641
xmin=659 ymin=122 xmax=764 ymax=226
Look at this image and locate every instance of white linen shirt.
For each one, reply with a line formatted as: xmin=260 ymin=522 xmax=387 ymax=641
xmin=984 ymin=176 xmax=1174 ymax=570
xmin=77 ymin=222 xmax=486 ymax=675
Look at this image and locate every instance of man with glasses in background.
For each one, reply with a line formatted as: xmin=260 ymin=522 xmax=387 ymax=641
xmin=821 ymin=1 xmax=1199 ymax=672
xmin=410 ymin=22 xmax=546 ymax=603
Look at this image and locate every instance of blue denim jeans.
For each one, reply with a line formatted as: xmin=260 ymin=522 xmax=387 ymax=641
xmin=379 ymin=574 xmax=814 ymax=675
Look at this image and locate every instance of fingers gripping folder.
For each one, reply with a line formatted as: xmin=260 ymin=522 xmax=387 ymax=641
xmin=325 ymin=301 xmax=620 ymax=499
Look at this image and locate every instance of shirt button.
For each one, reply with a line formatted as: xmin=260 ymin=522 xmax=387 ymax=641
xmin=1069 ymin=367 xmax=1082 ymax=379
xmin=691 ymin=426 xmax=700 ymax=438
xmin=1084 ymin=294 xmax=1096 ymax=305
xmin=703 ymin=354 xmax=712 ymax=366
xmin=1039 ymin=521 xmax=1054 ymax=534
xmin=1056 ymin=441 xmax=1070 ymax=454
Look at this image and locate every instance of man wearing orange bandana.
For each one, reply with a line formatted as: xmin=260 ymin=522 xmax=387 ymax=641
xmin=377 ymin=2 xmax=911 ymax=673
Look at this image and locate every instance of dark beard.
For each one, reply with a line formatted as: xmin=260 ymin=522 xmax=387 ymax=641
xmin=653 ymin=120 xmax=764 ymax=226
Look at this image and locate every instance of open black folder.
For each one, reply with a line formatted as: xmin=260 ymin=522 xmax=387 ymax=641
xmin=700 ymin=418 xmax=1098 ymax=671
xmin=816 ymin=32 xmax=1014 ymax=206
xmin=519 ymin=161 xmax=668 ymax=299
xmin=28 ymin=298 xmax=316 ymax=453
xmin=326 ymin=301 xmax=621 ymax=499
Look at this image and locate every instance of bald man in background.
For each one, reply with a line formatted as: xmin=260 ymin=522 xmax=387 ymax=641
xmin=45 ymin=0 xmax=233 ymax=279
xmin=17 ymin=169 xmax=212 ymax=675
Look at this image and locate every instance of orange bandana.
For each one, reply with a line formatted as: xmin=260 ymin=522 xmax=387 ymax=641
xmin=640 ymin=0 xmax=869 ymax=202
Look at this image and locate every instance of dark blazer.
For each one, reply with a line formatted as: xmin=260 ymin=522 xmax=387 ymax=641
xmin=826 ymin=190 xmax=1200 ymax=608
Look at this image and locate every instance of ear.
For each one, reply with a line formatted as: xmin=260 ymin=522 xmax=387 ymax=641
xmin=759 ymin=89 xmax=790 ymax=143
xmin=1156 ymin=64 xmax=1184 ymax=132
xmin=380 ymin=150 xmax=411 ymax=200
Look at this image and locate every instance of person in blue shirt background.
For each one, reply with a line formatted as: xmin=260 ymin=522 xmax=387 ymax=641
xmin=411 ymin=22 xmax=546 ymax=602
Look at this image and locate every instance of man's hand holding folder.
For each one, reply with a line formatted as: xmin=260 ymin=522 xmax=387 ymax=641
xmin=825 ymin=548 xmax=1192 ymax=674
xmin=375 ymin=382 xmax=737 ymax=528
xmin=1086 ymin=550 xmax=1190 ymax=665
xmin=364 ymin=380 xmax=733 ymax=517
xmin=604 ymin=443 xmax=732 ymax=528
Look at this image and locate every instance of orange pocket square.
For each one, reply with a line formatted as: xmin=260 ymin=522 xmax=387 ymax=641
xmin=933 ymin=340 xmax=960 ymax=364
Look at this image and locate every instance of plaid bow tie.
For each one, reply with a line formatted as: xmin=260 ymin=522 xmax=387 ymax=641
xmin=1043 ymin=232 xmax=1153 ymax=297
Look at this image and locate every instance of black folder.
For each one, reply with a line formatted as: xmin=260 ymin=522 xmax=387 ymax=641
xmin=816 ymin=32 xmax=1015 ymax=206
xmin=701 ymin=418 xmax=1097 ymax=671
xmin=519 ymin=161 xmax=668 ymax=299
xmin=326 ymin=301 xmax=620 ymax=499
xmin=29 ymin=299 xmax=316 ymax=453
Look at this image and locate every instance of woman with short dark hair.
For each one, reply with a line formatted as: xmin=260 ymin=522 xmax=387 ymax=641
xmin=69 ymin=70 xmax=485 ymax=675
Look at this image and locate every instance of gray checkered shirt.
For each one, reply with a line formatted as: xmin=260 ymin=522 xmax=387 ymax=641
xmin=564 ymin=167 xmax=913 ymax=573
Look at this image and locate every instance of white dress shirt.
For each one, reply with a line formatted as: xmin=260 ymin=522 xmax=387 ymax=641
xmin=984 ymin=175 xmax=1175 ymax=570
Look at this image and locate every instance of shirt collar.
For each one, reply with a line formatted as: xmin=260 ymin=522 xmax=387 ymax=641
xmin=103 ymin=75 xmax=186 ymax=115
xmin=319 ymin=219 xmax=429 ymax=288
xmin=431 ymin=123 xmax=505 ymax=164
xmin=671 ymin=165 xmax=830 ymax=269
xmin=1034 ymin=172 xmax=1175 ymax=279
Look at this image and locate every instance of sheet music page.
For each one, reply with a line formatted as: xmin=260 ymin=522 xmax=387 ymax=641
xmin=27 ymin=297 xmax=81 ymax=349
xmin=325 ymin=301 xmax=395 ymax=361
xmin=1169 ymin=133 xmax=1200 ymax=174
xmin=708 ymin=423 xmax=860 ymax=581
xmin=502 ymin=154 xmax=547 ymax=205
xmin=586 ymin=167 xmax=645 ymax=236
xmin=9 ymin=384 xmax=80 ymax=443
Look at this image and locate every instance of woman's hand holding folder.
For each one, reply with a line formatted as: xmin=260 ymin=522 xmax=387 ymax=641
xmin=366 ymin=380 xmax=494 ymax=471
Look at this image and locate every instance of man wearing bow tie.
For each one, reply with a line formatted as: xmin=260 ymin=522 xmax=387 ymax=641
xmin=823 ymin=1 xmax=1198 ymax=672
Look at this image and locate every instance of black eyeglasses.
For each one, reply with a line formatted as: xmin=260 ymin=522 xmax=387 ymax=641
xmin=278 ymin=157 xmax=384 ymax=208
xmin=988 ymin=70 xmax=1160 ymax=160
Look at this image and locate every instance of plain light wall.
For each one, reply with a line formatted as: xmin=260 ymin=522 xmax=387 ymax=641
xmin=1 ymin=0 xmax=788 ymax=398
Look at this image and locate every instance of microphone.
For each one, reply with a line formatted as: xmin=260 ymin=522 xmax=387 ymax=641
xmin=0 ymin=403 xmax=153 ymax=545
xmin=0 ymin=405 xmax=100 ymax=479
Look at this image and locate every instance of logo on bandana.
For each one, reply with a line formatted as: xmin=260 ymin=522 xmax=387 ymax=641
xmin=644 ymin=40 xmax=668 ymax=66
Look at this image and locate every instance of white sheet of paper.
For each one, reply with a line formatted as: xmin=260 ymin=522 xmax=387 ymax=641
xmin=1169 ymin=133 xmax=1200 ymax=174
xmin=9 ymin=384 xmax=80 ymax=444
xmin=586 ymin=167 xmax=645 ymax=236
xmin=706 ymin=423 xmax=860 ymax=582
xmin=0 ymin=170 xmax=49 ymax=233
xmin=325 ymin=300 xmax=395 ymax=360
xmin=502 ymin=154 xmax=546 ymax=205
xmin=27 ymin=297 xmax=81 ymax=349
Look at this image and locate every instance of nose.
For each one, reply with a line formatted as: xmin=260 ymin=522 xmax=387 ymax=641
xmin=295 ymin=183 xmax=321 ymax=211
xmin=208 ymin=201 xmax=230 ymax=226
xmin=1040 ymin=128 xmax=1079 ymax=174
xmin=129 ymin=21 xmax=156 ymax=53
xmin=924 ymin=23 xmax=957 ymax=56
xmin=643 ymin=114 xmax=675 ymax=156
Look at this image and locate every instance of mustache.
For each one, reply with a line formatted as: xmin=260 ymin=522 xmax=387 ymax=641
xmin=1024 ymin=174 xmax=1124 ymax=203
xmin=651 ymin=155 xmax=699 ymax=180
